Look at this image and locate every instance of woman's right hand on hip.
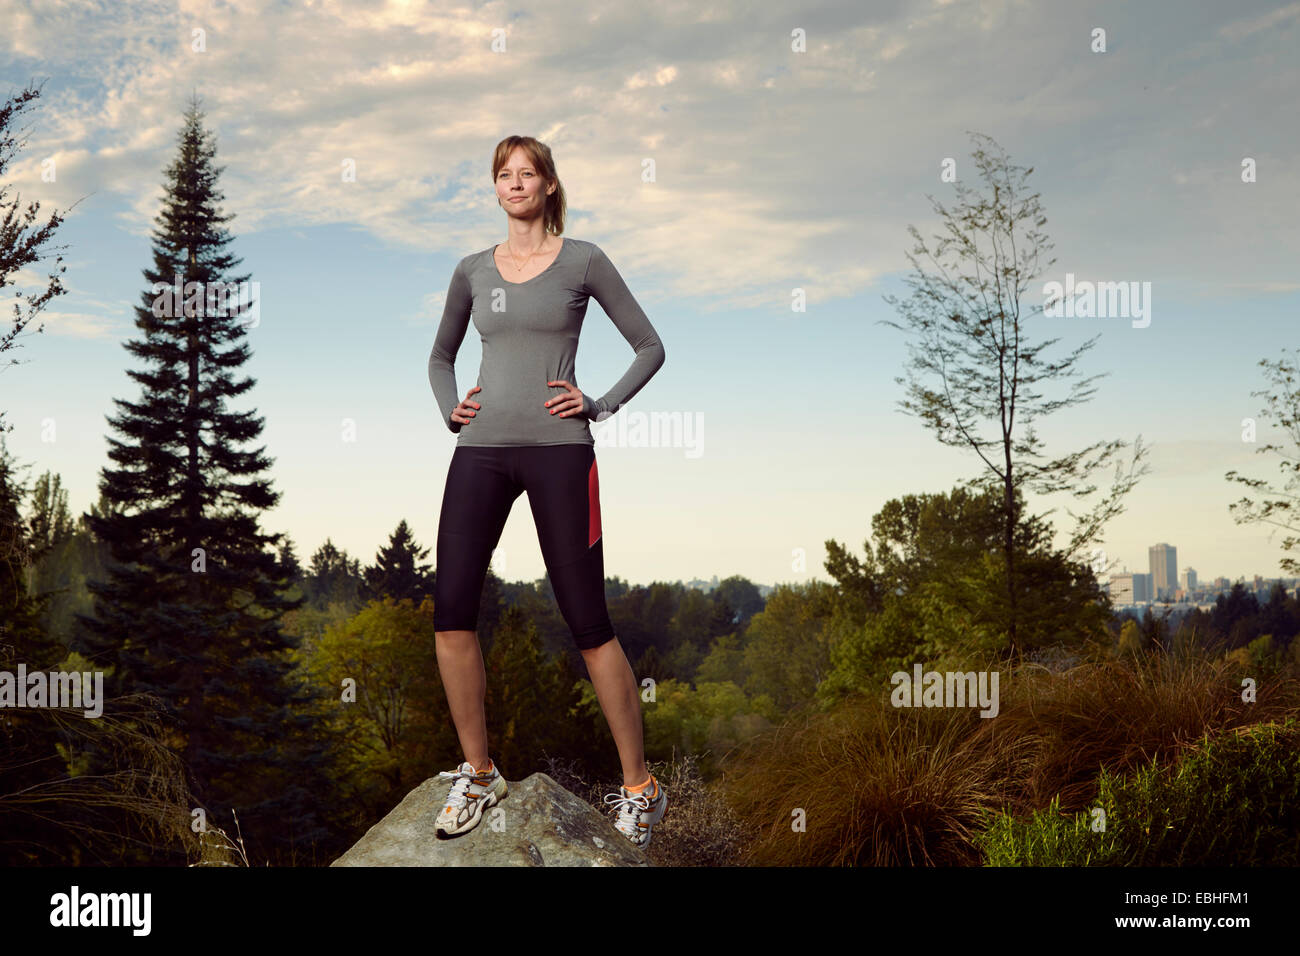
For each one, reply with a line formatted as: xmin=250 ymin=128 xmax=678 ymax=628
xmin=451 ymin=386 xmax=482 ymax=426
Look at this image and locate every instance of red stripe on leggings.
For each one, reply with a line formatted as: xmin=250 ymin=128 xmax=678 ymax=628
xmin=588 ymin=456 xmax=602 ymax=547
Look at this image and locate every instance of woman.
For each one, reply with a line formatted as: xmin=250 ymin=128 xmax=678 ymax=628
xmin=426 ymin=135 xmax=668 ymax=850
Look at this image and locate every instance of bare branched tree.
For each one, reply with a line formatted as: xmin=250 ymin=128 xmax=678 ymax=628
xmin=880 ymin=132 xmax=1149 ymax=658
xmin=1225 ymin=348 xmax=1300 ymax=574
xmin=0 ymin=79 xmax=78 ymax=432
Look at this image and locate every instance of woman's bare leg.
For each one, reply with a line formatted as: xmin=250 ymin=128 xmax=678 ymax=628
xmin=580 ymin=637 xmax=651 ymax=788
xmin=435 ymin=629 xmax=490 ymax=771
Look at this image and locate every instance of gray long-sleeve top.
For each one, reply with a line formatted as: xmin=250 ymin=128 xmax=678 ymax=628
xmin=428 ymin=237 xmax=666 ymax=446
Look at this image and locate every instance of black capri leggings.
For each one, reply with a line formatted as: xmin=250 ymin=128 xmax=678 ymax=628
xmin=433 ymin=442 xmax=616 ymax=651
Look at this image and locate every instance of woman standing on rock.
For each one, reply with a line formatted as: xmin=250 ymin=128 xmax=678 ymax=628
xmin=426 ymin=135 xmax=668 ymax=849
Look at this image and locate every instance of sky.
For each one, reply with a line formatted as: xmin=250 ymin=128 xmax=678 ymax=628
xmin=3 ymin=0 xmax=1299 ymax=591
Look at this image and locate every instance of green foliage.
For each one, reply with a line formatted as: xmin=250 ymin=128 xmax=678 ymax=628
xmin=976 ymin=720 xmax=1300 ymax=865
xmin=710 ymin=576 xmax=765 ymax=629
xmin=1246 ymin=633 xmax=1285 ymax=678
xmin=3 ymin=430 xmax=202 ymax=864
xmin=694 ymin=631 xmax=745 ymax=685
xmin=297 ymin=596 xmax=449 ymax=821
xmin=1117 ymin=619 xmax=1144 ymax=657
xmin=669 ymin=587 xmax=717 ymax=649
xmin=819 ymin=484 xmax=1111 ymax=705
xmin=302 ymin=539 xmax=366 ymax=615
xmin=484 ymin=606 xmax=588 ymax=775
xmin=740 ymin=580 xmax=838 ymax=713
xmin=975 ymin=794 xmax=1119 ymax=865
xmin=662 ymin=637 xmax=705 ymax=679
xmin=629 ymin=677 xmax=776 ymax=779
xmin=817 ymin=593 xmax=923 ymax=703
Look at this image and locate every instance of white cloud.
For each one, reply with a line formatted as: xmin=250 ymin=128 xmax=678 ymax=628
xmin=1218 ymin=2 xmax=1300 ymax=41
xmin=21 ymin=309 xmax=120 ymax=338
xmin=1 ymin=0 xmax=1295 ymax=319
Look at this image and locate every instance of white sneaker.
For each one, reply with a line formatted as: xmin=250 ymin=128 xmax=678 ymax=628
xmin=604 ymin=775 xmax=668 ymax=850
xmin=435 ymin=759 xmax=507 ymax=836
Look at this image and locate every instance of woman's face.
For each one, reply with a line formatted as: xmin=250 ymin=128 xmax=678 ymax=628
xmin=496 ymin=148 xmax=552 ymax=217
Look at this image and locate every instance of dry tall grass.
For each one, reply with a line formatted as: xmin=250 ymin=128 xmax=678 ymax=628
xmin=978 ymin=649 xmax=1299 ymax=813
xmin=712 ymin=648 xmax=1300 ymax=866
xmin=543 ymin=748 xmax=747 ymax=866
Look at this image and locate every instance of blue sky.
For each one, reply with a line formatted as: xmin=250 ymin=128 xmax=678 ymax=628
xmin=4 ymin=0 xmax=1299 ymax=589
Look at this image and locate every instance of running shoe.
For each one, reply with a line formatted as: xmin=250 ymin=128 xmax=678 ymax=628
xmin=435 ymin=759 xmax=508 ymax=837
xmin=603 ymin=774 xmax=668 ymax=850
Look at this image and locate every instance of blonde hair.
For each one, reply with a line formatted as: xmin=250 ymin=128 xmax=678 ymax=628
xmin=492 ymin=135 xmax=566 ymax=236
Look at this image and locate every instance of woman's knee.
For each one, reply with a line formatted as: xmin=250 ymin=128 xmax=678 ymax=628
xmin=577 ymin=632 xmax=618 ymax=656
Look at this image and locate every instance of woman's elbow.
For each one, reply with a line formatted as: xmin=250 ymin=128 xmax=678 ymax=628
xmin=428 ymin=345 xmax=454 ymax=372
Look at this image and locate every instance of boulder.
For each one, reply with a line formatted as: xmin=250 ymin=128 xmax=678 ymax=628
xmin=331 ymin=772 xmax=651 ymax=867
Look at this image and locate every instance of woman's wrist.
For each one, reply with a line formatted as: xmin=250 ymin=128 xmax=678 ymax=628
xmin=583 ymin=394 xmax=614 ymax=422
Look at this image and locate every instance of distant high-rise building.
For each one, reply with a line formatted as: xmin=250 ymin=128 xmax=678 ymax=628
xmin=1109 ymin=572 xmax=1152 ymax=605
xmin=1149 ymin=543 xmax=1177 ymax=601
xmin=685 ymin=575 xmax=721 ymax=593
xmin=1255 ymin=577 xmax=1281 ymax=600
xmin=1180 ymin=567 xmax=1198 ymax=591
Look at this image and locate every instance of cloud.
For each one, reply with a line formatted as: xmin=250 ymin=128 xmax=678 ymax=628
xmin=2 ymin=0 xmax=1296 ymax=318
xmin=1217 ymin=2 xmax=1300 ymax=41
xmin=23 ymin=309 xmax=120 ymax=338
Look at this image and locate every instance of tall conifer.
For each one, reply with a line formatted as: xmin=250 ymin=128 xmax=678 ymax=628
xmin=74 ymin=95 xmax=325 ymax=862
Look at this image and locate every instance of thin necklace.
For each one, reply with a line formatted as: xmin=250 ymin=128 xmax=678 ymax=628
xmin=504 ymin=236 xmax=548 ymax=272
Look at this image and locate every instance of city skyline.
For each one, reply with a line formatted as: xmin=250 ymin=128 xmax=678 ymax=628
xmin=1106 ymin=536 xmax=1294 ymax=610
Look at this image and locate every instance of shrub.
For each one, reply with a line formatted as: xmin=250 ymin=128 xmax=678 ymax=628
xmin=975 ymin=719 xmax=1300 ymax=865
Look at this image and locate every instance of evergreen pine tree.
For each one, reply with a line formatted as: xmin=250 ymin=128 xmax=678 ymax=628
xmin=361 ymin=519 xmax=433 ymax=604
xmin=0 ymin=437 xmax=58 ymax=667
xmin=276 ymin=535 xmax=302 ymax=583
xmin=71 ymin=95 xmax=326 ymax=863
xmin=304 ymin=538 xmax=365 ymax=612
xmin=0 ymin=435 xmax=75 ymax=863
xmin=3 ymin=436 xmax=199 ymax=866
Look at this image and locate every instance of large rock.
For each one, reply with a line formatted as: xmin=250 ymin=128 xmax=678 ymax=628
xmin=331 ymin=772 xmax=652 ymax=867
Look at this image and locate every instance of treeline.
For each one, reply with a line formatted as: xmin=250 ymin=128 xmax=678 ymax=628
xmin=1114 ymin=582 xmax=1300 ymax=674
xmin=7 ymin=445 xmax=1299 ymax=865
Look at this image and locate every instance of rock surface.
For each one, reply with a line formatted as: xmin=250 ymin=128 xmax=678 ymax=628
xmin=331 ymin=772 xmax=652 ymax=867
